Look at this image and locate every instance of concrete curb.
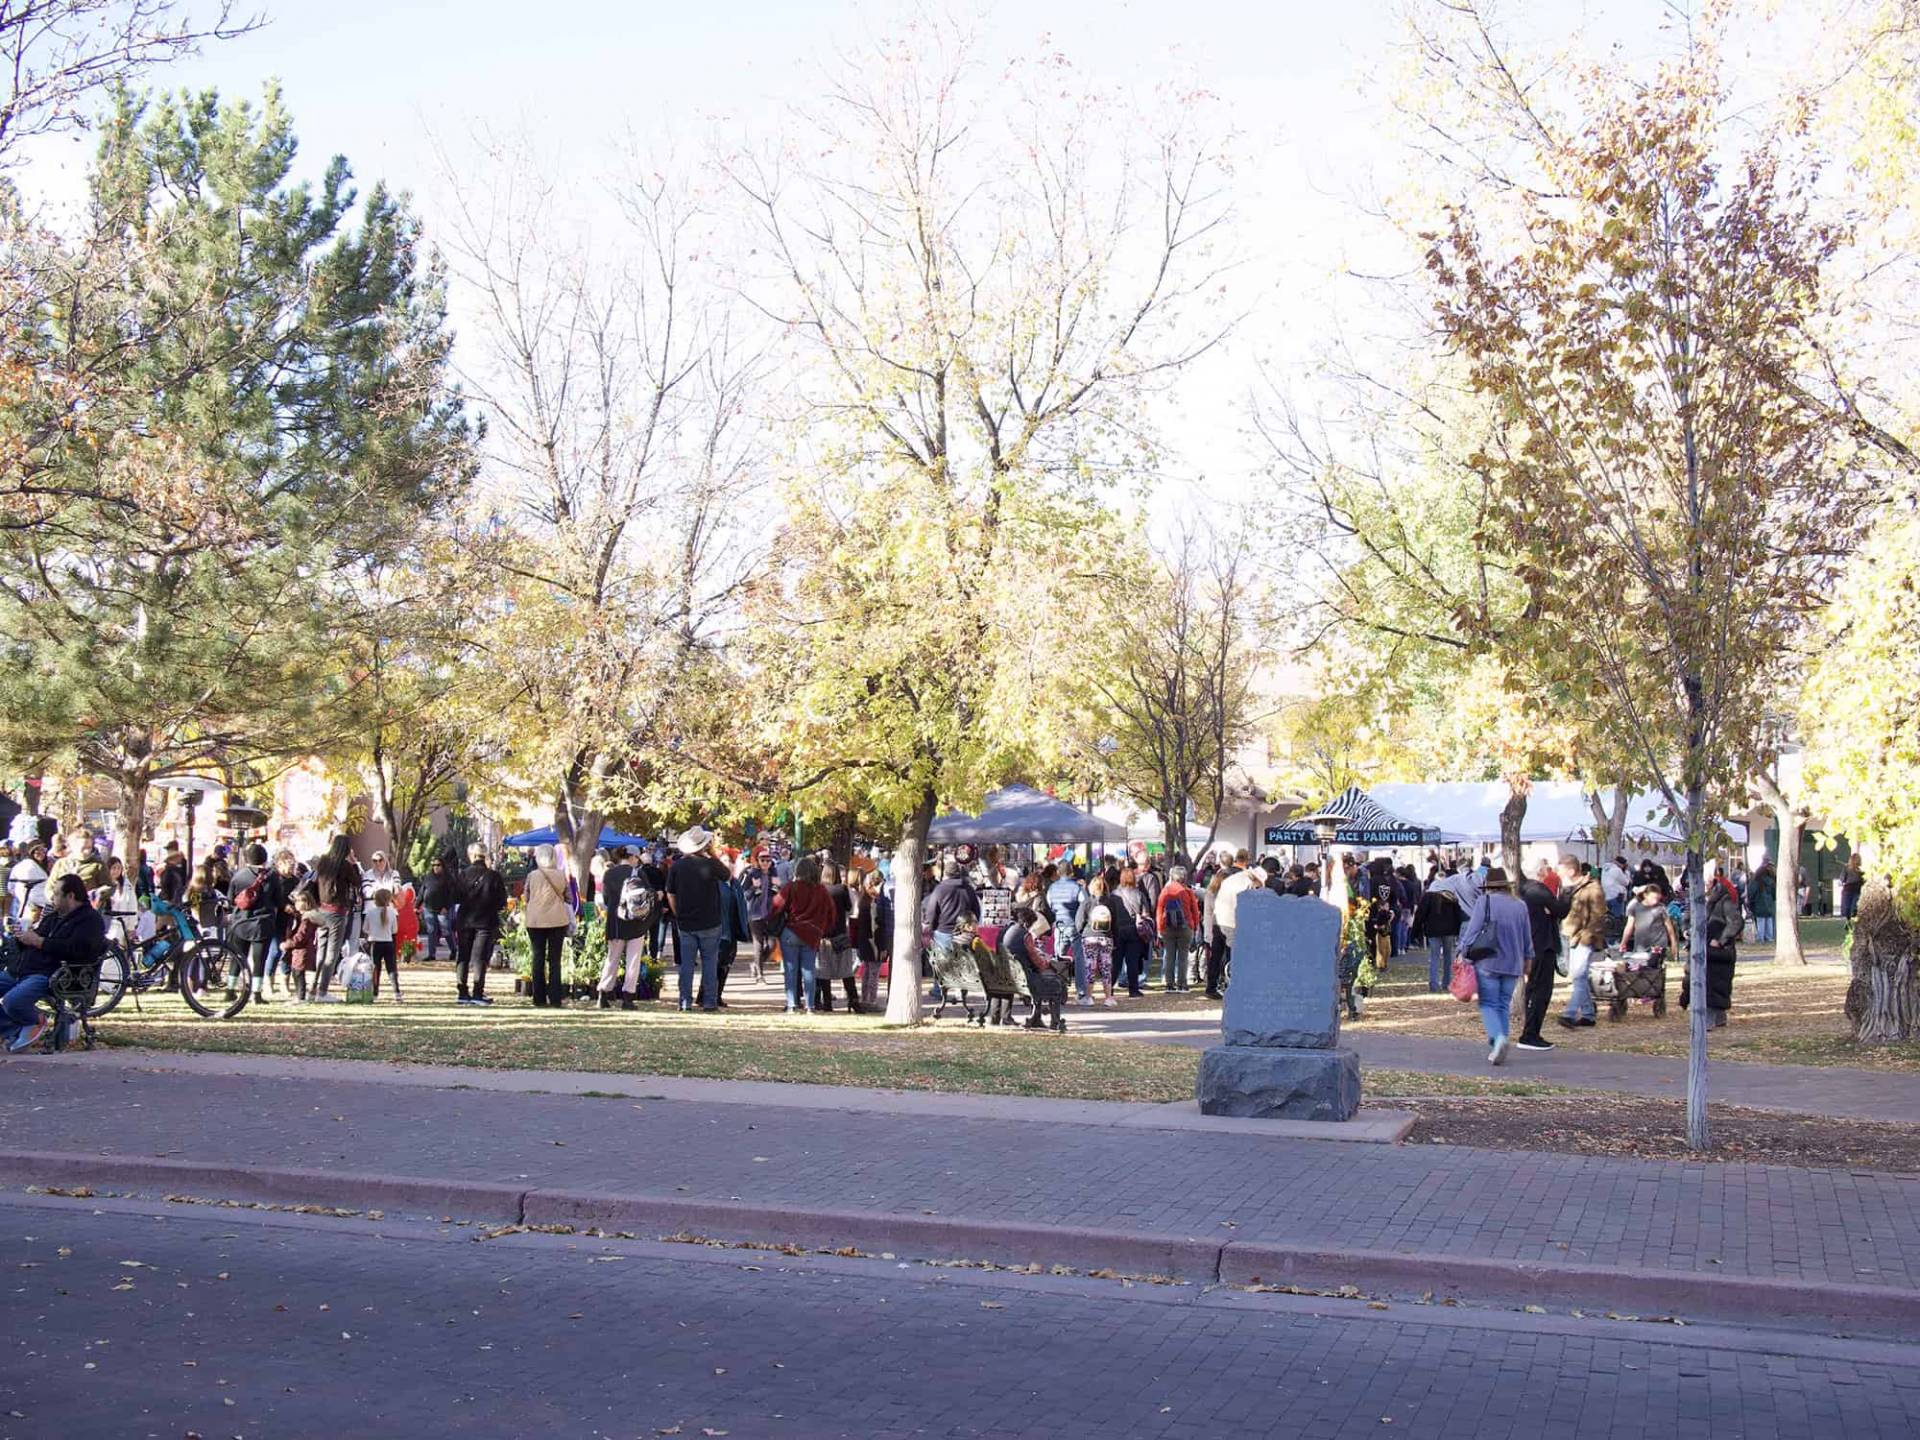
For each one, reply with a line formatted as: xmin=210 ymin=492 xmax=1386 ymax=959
xmin=1216 ymin=1243 xmax=1920 ymax=1334
xmin=0 ymin=1150 xmax=525 ymax=1223
xmin=5 ymin=1148 xmax=1915 ymax=1336
xmin=521 ymin=1189 xmax=1224 ymax=1279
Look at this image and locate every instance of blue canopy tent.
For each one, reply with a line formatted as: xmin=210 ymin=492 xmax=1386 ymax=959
xmin=502 ymin=824 xmax=654 ymax=851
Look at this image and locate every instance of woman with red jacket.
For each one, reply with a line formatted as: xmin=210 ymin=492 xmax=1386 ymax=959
xmin=1154 ymin=866 xmax=1202 ymax=992
xmin=769 ymin=856 xmax=836 ymax=1015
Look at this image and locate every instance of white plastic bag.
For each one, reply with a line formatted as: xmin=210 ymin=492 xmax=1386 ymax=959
xmin=342 ymin=948 xmax=376 ymax=1003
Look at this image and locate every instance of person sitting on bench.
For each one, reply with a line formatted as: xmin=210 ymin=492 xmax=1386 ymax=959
xmin=2 ymin=873 xmax=107 ymax=1052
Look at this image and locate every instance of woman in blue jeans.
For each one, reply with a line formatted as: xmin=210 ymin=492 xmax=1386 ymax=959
xmin=1457 ymin=867 xmax=1533 ymax=1066
xmin=769 ymin=856 xmax=836 ymax=1015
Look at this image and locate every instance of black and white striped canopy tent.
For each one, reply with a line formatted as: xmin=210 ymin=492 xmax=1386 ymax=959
xmin=1263 ymin=785 xmax=1442 ymax=848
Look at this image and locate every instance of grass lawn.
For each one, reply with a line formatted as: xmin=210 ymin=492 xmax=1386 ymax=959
xmin=87 ymin=965 xmax=1549 ymax=1102
xmin=1354 ymin=945 xmax=1920 ymax=1072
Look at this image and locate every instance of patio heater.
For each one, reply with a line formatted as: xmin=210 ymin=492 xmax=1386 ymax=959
xmin=1305 ymin=805 xmax=1351 ymax=895
xmin=222 ymin=798 xmax=270 ymax=852
xmin=151 ymin=775 xmax=218 ymax=871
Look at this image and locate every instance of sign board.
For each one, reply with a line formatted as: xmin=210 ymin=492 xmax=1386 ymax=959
xmin=1264 ymin=826 xmax=1437 ymax=847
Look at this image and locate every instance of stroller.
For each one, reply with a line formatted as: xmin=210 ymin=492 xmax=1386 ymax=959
xmin=1589 ymin=946 xmax=1669 ymax=1021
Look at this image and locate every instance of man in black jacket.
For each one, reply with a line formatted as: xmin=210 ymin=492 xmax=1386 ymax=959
xmin=418 ymin=855 xmax=458 ymax=964
xmin=455 ymin=844 xmax=508 ymax=1007
xmin=4 ymin=873 xmax=107 ymax=1051
xmin=1515 ymin=861 xmax=1571 ymax=1051
xmin=158 ymin=842 xmax=189 ymax=907
xmin=921 ymin=861 xmax=980 ymax=1000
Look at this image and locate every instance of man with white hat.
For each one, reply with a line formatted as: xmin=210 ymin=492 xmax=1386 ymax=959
xmin=664 ymin=826 xmax=731 ymax=1013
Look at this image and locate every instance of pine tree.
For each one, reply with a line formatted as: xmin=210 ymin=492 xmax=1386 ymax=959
xmin=0 ymin=84 xmax=471 ymax=863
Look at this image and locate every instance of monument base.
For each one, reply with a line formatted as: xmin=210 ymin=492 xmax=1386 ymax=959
xmin=1195 ymin=1044 xmax=1361 ymax=1122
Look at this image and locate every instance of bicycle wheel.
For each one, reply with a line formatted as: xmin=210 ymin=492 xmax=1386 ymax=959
xmin=88 ymin=941 xmax=131 ymax=1017
xmin=178 ymin=937 xmax=252 ymax=1019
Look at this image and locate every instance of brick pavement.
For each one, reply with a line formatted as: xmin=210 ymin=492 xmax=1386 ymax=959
xmin=1071 ymin=1010 xmax=1920 ymax=1124
xmin=4 ymin=1197 xmax=1918 ymax=1439
xmin=4 ymin=1063 xmax=1918 ymax=1295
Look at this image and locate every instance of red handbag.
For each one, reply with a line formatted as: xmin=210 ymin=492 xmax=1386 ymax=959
xmin=1449 ymin=955 xmax=1479 ymax=1003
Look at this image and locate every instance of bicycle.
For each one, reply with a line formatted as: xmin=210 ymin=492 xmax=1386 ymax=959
xmin=92 ymin=895 xmax=251 ymax=1021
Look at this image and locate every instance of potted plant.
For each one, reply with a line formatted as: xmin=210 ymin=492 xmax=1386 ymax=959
xmin=499 ymin=910 xmax=532 ymax=995
xmin=565 ymin=908 xmax=606 ymax=998
xmin=634 ymin=958 xmax=664 ymax=1001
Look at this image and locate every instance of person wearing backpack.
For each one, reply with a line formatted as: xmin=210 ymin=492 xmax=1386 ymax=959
xmin=1155 ymin=866 xmax=1201 ymax=991
xmin=1045 ymin=863 xmax=1089 ymax=1004
xmin=1079 ymin=875 xmax=1119 ymax=1006
xmin=596 ymin=846 xmax=653 ymax=1010
xmin=226 ymin=843 xmax=287 ymax=1007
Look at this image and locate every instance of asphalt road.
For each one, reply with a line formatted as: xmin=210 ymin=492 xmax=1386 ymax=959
xmin=3 ymin=1195 xmax=1918 ymax=1439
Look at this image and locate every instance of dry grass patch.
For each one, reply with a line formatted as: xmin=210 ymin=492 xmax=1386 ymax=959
xmin=90 ymin=966 xmax=1545 ymax=1102
xmin=1355 ymin=948 xmax=1920 ymax=1072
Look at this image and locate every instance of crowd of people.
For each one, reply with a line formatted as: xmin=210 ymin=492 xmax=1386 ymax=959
xmin=0 ymin=810 xmax=1798 ymax=1059
xmin=1416 ymin=850 xmax=1748 ymax=1066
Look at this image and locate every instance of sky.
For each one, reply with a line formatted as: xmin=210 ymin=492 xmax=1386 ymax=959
xmin=20 ymin=0 xmax=1801 ymax=512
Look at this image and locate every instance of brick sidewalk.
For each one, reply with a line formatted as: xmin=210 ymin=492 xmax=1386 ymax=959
xmin=1072 ymin=1009 xmax=1920 ymax=1124
xmin=5 ymin=1061 xmax=1917 ymax=1295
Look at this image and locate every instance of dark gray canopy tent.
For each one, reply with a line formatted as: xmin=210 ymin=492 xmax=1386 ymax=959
xmin=928 ymin=785 xmax=1130 ymax=846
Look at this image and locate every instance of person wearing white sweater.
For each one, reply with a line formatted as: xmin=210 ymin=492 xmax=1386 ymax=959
xmin=362 ymin=888 xmax=402 ymax=1001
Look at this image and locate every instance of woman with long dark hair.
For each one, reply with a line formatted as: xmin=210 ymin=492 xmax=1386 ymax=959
xmin=310 ymin=835 xmax=361 ymax=1002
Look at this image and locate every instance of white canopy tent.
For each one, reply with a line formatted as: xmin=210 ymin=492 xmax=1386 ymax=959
xmin=1367 ymin=781 xmax=1742 ymax=849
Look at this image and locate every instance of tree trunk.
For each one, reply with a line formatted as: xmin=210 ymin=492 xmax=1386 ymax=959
xmin=1163 ymin=792 xmax=1189 ymax=870
xmin=1499 ymin=782 xmax=1527 ymax=881
xmin=826 ymin=812 xmax=856 ymax=870
xmin=1683 ymin=795 xmax=1710 ymax=1152
xmin=115 ymin=772 xmax=150 ymax=871
xmin=1587 ymin=784 xmax=1629 ymax=863
xmin=884 ymin=789 xmax=938 ymax=1025
xmin=1750 ymin=772 xmax=1805 ymax=966
xmin=1846 ymin=878 xmax=1917 ymax=1043
xmin=553 ymin=798 xmax=605 ymax=906
xmin=380 ymin=792 xmax=407 ymax=880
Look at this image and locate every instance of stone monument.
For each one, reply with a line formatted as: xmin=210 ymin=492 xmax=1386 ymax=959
xmin=1195 ymin=888 xmax=1360 ymax=1120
